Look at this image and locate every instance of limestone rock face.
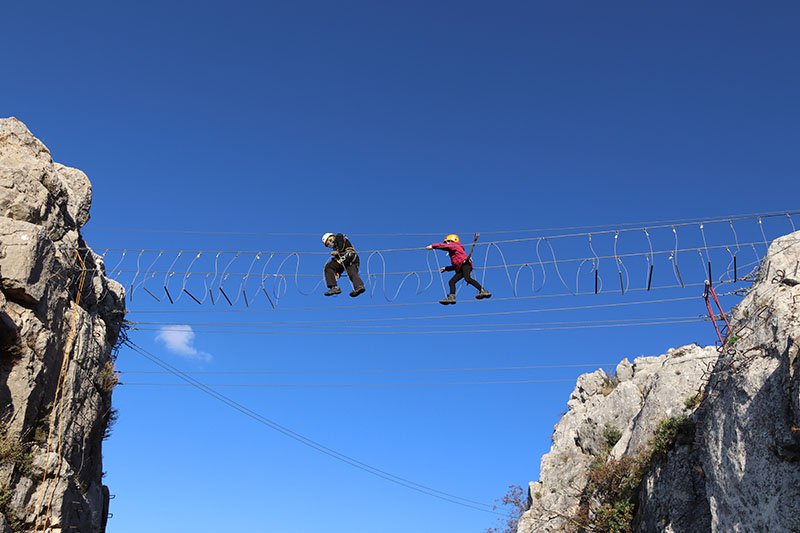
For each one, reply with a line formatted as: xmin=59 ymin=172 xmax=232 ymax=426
xmin=635 ymin=231 xmax=800 ymax=532
xmin=518 ymin=347 xmax=713 ymax=533
xmin=517 ymin=231 xmax=800 ymax=532
xmin=0 ymin=117 xmax=125 ymax=532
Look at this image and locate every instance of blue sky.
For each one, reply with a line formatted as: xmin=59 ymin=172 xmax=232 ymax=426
xmin=3 ymin=2 xmax=800 ymax=532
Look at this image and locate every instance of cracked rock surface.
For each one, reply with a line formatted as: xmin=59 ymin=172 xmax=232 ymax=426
xmin=517 ymin=231 xmax=800 ymax=532
xmin=1 ymin=117 xmax=125 ymax=532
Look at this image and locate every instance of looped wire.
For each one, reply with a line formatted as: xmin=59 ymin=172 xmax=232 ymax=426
xmin=179 ymin=252 xmax=203 ymax=303
xmin=758 ymin=217 xmax=768 ymax=252
xmin=233 ymin=252 xmax=262 ymax=305
xmin=365 ymin=251 xmax=428 ymax=302
xmin=669 ymin=226 xmax=684 ymax=287
xmin=723 ymin=247 xmax=736 ymax=283
xmin=201 ymin=252 xmax=223 ymax=304
xmin=700 ymin=223 xmax=711 ymax=265
xmin=750 ymin=243 xmax=760 ymax=266
xmin=160 ymin=251 xmax=183 ymax=302
xmin=274 ymin=253 xmax=324 ymax=298
xmin=479 ymin=242 xmax=517 ymax=295
xmin=128 ymin=250 xmax=146 ymax=300
xmin=697 ymin=249 xmax=707 ymax=282
xmin=574 ymin=234 xmax=599 ymax=294
xmin=613 ymin=231 xmax=629 ymax=294
xmin=533 ymin=238 xmax=547 ymax=293
xmin=590 ymin=233 xmax=603 ymax=293
xmin=259 ymin=252 xmax=276 ymax=303
xmin=132 ymin=250 xmax=164 ymax=301
xmin=643 ymin=228 xmax=654 ymax=288
xmin=515 ymin=264 xmax=537 ymax=295
xmin=218 ymin=252 xmax=241 ymax=299
xmin=108 ymin=249 xmax=128 ymax=276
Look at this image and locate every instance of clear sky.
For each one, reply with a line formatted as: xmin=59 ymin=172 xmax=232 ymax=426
xmin=3 ymin=2 xmax=800 ymax=532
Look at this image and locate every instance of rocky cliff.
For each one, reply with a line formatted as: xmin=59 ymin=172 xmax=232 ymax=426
xmin=0 ymin=118 xmax=125 ymax=532
xmin=517 ymin=231 xmax=800 ymax=533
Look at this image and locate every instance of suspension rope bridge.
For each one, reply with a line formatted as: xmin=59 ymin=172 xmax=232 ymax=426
xmin=69 ymin=211 xmax=798 ymax=308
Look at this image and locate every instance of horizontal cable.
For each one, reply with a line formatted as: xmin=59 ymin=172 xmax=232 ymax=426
xmin=132 ymin=315 xmax=700 ymax=329
xmin=119 ymin=379 xmax=579 ymax=388
xmin=90 ymin=235 xmax=788 ymax=259
xmin=83 ymin=209 xmax=798 ymax=237
xmin=131 ymin=318 xmax=704 ymax=335
xmin=131 ymin=296 xmax=702 ymax=325
xmin=96 ymin=239 xmax=774 ymax=274
xmin=117 ymin=362 xmax=621 ymax=375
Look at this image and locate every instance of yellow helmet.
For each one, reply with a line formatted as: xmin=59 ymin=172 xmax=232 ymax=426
xmin=444 ymin=234 xmax=460 ymax=243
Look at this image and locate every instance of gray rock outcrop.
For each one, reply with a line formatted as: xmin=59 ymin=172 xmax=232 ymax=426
xmin=1 ymin=117 xmax=125 ymax=532
xmin=517 ymin=230 xmax=800 ymax=532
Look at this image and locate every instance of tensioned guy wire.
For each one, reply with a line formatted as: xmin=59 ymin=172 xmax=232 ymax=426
xmin=125 ymin=341 xmax=505 ymax=515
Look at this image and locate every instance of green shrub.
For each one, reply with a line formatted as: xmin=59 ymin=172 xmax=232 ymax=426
xmin=684 ymin=393 xmax=702 ymax=409
xmin=651 ymin=416 xmax=690 ymax=454
xmin=0 ymin=485 xmax=25 ymax=531
xmin=595 ymin=501 xmax=635 ymax=533
xmin=0 ymin=422 xmax=33 ymax=477
xmin=603 ymin=424 xmax=622 ymax=449
xmin=575 ymin=454 xmax=649 ymax=533
xmin=570 ymin=415 xmax=693 ymax=532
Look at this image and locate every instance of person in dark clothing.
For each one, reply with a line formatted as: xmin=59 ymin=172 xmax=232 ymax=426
xmin=322 ymin=232 xmax=366 ymax=297
xmin=426 ymin=233 xmax=491 ymax=305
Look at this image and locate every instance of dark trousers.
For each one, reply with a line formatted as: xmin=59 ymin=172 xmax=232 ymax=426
xmin=325 ymin=257 xmax=364 ymax=289
xmin=449 ymin=261 xmax=483 ymax=294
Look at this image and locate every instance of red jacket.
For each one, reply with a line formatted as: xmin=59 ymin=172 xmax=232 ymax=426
xmin=430 ymin=242 xmax=470 ymax=271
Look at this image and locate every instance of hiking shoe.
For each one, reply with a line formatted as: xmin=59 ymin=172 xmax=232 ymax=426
xmin=350 ymin=286 xmax=366 ymax=297
xmin=324 ymin=286 xmax=342 ymax=296
xmin=439 ymin=294 xmax=456 ymax=305
xmin=476 ymin=289 xmax=492 ymax=300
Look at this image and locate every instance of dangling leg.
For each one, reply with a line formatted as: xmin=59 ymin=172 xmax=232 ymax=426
xmin=346 ymin=257 xmax=366 ymax=297
xmin=462 ymin=262 xmax=491 ymax=299
xmin=440 ymin=269 xmax=463 ymax=305
xmin=324 ymin=260 xmax=343 ymax=295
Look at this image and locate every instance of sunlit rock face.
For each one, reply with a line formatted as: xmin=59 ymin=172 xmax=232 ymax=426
xmin=1 ymin=117 xmax=125 ymax=532
xmin=517 ymin=230 xmax=800 ymax=533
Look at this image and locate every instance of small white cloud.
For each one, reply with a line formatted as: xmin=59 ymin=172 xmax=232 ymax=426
xmin=155 ymin=325 xmax=211 ymax=361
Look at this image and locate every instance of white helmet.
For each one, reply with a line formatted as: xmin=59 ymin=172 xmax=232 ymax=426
xmin=322 ymin=233 xmax=335 ymax=247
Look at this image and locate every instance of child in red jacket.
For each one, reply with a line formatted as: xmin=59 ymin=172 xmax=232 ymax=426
xmin=426 ymin=234 xmax=491 ymax=305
